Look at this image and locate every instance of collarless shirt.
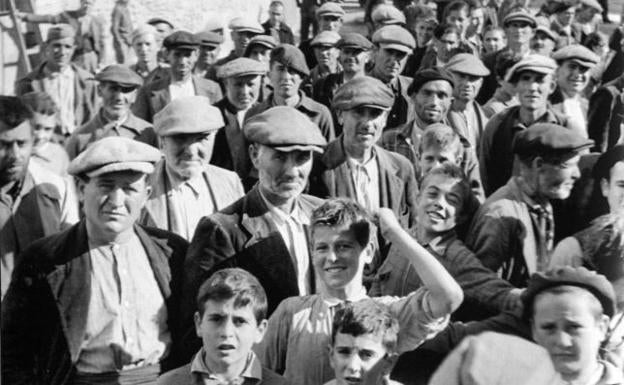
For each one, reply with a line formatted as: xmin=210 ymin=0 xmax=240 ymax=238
xmin=346 ymin=151 xmax=380 ymax=212
xmin=166 ymin=166 xmax=214 ymax=240
xmin=78 ymin=232 xmax=170 ymax=373
xmin=43 ymin=65 xmax=76 ymax=135
xmin=191 ymin=349 xmax=262 ymax=385
xmin=169 ymin=77 xmax=195 ymax=101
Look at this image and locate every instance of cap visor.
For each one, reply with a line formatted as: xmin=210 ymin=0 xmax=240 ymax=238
xmin=159 ymin=126 xmax=219 ymax=136
xmin=86 ymin=162 xmax=155 ymax=178
xmin=568 ymin=58 xmax=595 ymax=69
xmin=273 ymin=144 xmax=325 ymax=153
xmin=380 ymin=43 xmax=412 ymax=54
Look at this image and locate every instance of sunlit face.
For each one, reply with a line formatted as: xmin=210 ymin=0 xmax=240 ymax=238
xmin=414 ymin=19 xmax=436 ymax=47
xmin=451 ymin=71 xmax=483 ymax=102
xmin=445 ymin=9 xmax=469 ymax=37
xmin=556 ymin=60 xmax=591 ymax=96
xmin=0 ymin=120 xmax=33 ymax=185
xmin=319 ymin=15 xmax=343 ymax=32
xmin=162 ymin=132 xmax=215 ymax=181
xmin=535 ymin=155 xmax=581 ymax=200
xmin=232 ymin=30 xmax=257 ymax=54
xmin=339 ymin=47 xmax=370 ymax=75
xmin=372 ymin=47 xmax=409 ymax=82
xmin=483 ymin=29 xmax=506 ymax=54
xmin=339 ymin=106 xmax=389 ymax=153
xmin=557 ymin=7 xmax=576 ymax=26
xmin=505 ymin=21 xmax=534 ymax=46
xmin=248 ymin=46 xmax=272 ymax=70
xmin=419 ymin=146 xmax=461 ymax=176
xmin=413 ymin=80 xmax=454 ymax=124
xmin=417 ymin=174 xmax=463 ymax=235
xmin=601 ymin=161 xmax=624 ymax=214
xmin=514 ymin=71 xmax=556 ymax=111
xmin=312 ymin=225 xmax=372 ymax=296
xmin=167 ymin=48 xmax=198 ymax=81
xmin=132 ymin=33 xmax=157 ymax=64
xmin=531 ymin=31 xmax=556 ymax=56
xmin=194 ymin=299 xmax=267 ymax=374
xmin=45 ymin=37 xmax=76 ymax=70
xmin=469 ymin=8 xmax=485 ymax=35
xmin=314 ymin=45 xmax=340 ymax=69
xmin=330 ymin=332 xmax=392 ymax=385
xmin=30 ymin=112 xmax=56 ymax=148
xmin=98 ymin=82 xmax=137 ymax=120
xmin=269 ymin=4 xmax=285 ymax=25
xmin=225 ymin=75 xmax=261 ymax=111
xmin=269 ymin=62 xmax=303 ymax=99
xmin=434 ymin=32 xmax=459 ymax=62
xmin=577 ymin=5 xmax=599 ymax=23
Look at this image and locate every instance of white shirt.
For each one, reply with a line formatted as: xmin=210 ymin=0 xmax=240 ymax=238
xmin=166 ymin=168 xmax=214 ymax=240
xmin=562 ymin=97 xmax=587 ymax=137
xmin=168 ymin=77 xmax=195 ymax=101
xmin=346 ymin=153 xmax=380 ymax=212
xmin=43 ymin=65 xmax=76 ymax=135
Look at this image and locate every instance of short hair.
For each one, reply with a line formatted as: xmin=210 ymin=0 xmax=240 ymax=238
xmin=494 ymin=50 xmax=520 ymax=80
xmin=196 ymin=268 xmax=268 ymax=323
xmin=20 ymin=92 xmax=58 ymax=116
xmin=0 ymin=96 xmax=33 ymax=129
xmin=582 ymin=31 xmax=608 ymax=51
xmin=404 ymin=4 xmax=436 ymax=25
xmin=577 ymin=214 xmax=624 ymax=283
xmin=443 ymin=0 xmax=470 ymax=20
xmin=483 ymin=24 xmax=505 ymax=37
xmin=433 ymin=23 xmax=461 ymax=40
xmin=269 ymin=0 xmax=284 ymax=8
xmin=530 ymin=285 xmax=605 ymax=321
xmin=331 ymin=299 xmax=400 ymax=353
xmin=419 ymin=124 xmax=464 ymax=159
xmin=311 ymin=198 xmax=374 ymax=247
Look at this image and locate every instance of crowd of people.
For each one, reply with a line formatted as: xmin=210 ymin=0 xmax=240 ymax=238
xmin=1 ymin=0 xmax=624 ymax=383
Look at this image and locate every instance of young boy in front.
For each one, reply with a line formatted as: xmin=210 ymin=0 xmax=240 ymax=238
xmin=326 ymin=299 xmax=403 ymax=385
xmin=157 ymin=268 xmax=287 ymax=385
xmin=255 ymin=198 xmax=464 ymax=385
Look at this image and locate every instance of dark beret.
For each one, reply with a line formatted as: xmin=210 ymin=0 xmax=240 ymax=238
xmin=408 ymin=68 xmax=455 ymax=95
xmin=332 ymin=76 xmax=394 ymax=110
xmin=163 ymin=31 xmax=199 ymax=50
xmin=593 ymin=144 xmax=624 ymax=180
xmin=270 ymin=44 xmax=310 ymax=76
xmin=95 ymin=64 xmax=143 ymax=88
xmin=512 ymin=123 xmax=594 ymax=158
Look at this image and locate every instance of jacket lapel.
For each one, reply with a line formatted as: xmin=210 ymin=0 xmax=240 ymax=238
xmin=144 ymin=160 xmax=170 ymax=230
xmin=376 ymin=147 xmax=402 ymax=210
xmin=135 ymin=225 xmax=172 ymax=298
xmin=321 ymin=138 xmax=357 ymax=198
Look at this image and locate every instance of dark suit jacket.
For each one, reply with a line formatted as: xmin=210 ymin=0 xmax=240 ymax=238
xmin=132 ymin=74 xmax=223 ymax=122
xmin=262 ymin=21 xmax=295 ymax=45
xmin=587 ymin=75 xmax=624 ymax=152
xmin=1 ymin=221 xmax=189 ymax=385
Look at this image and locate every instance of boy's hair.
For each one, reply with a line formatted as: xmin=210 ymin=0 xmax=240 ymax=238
xmin=419 ymin=124 xmax=464 ymax=161
xmin=433 ymin=23 xmax=461 ymax=40
xmin=0 ymin=96 xmax=33 ymax=129
xmin=582 ymin=31 xmax=607 ymax=51
xmin=20 ymin=92 xmax=58 ymax=116
xmin=404 ymin=4 xmax=436 ymax=25
xmin=311 ymin=198 xmax=374 ymax=248
xmin=494 ymin=50 xmax=520 ymax=80
xmin=331 ymin=299 xmax=399 ymax=353
xmin=196 ymin=268 xmax=268 ymax=322
xmin=531 ymin=285 xmax=605 ymax=321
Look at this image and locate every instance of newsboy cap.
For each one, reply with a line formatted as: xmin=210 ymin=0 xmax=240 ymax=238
xmin=311 ymin=31 xmax=341 ymax=47
xmin=147 ymin=17 xmax=174 ymax=29
xmin=270 ymin=44 xmax=310 ymax=76
xmin=316 ymin=2 xmax=345 ymax=18
xmin=534 ymin=16 xmax=557 ymax=41
xmin=337 ymin=33 xmax=373 ymax=51
xmin=502 ymin=9 xmax=537 ymax=28
xmin=332 ymin=76 xmax=394 ymax=110
xmin=46 ymin=24 xmax=76 ymax=43
xmin=552 ymin=44 xmax=600 ymax=68
xmin=505 ymin=55 xmax=557 ymax=82
xmin=244 ymin=106 xmax=327 ymax=153
xmin=68 ymin=137 xmax=162 ymax=178
xmin=95 ymin=64 xmax=143 ymax=88
xmin=372 ymin=25 xmax=416 ymax=53
xmin=246 ymin=35 xmax=277 ymax=51
xmin=445 ymin=53 xmax=490 ymax=77
xmin=408 ymin=67 xmax=455 ymax=95
xmin=580 ymin=0 xmax=603 ymax=12
xmin=217 ymin=57 xmax=267 ymax=79
xmin=512 ymin=122 xmax=594 ymax=159
xmin=154 ymin=96 xmax=224 ymax=136
xmin=163 ymin=30 xmax=199 ymax=50
xmin=371 ymin=4 xmax=406 ymax=26
xmin=195 ymin=31 xmax=224 ymax=47
xmin=228 ymin=17 xmax=264 ymax=34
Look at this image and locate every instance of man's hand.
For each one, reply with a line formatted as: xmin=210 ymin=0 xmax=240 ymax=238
xmin=373 ymin=208 xmax=402 ymax=241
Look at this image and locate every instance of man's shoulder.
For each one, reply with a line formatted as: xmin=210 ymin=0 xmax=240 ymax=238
xmin=478 ymin=183 xmax=525 ymax=216
xmin=376 ymin=145 xmax=414 ymax=172
xmin=28 ymin=161 xmax=69 ymax=200
xmin=261 ymin=366 xmax=290 ymax=385
xmin=139 ymin=224 xmax=190 ymax=253
xmin=193 ymin=76 xmax=221 ymax=90
xmin=126 ymin=113 xmax=153 ymax=130
xmin=204 ymin=164 xmax=242 ymax=184
xmin=157 ymin=363 xmax=192 ymax=385
xmin=18 ymin=223 xmax=83 ymax=269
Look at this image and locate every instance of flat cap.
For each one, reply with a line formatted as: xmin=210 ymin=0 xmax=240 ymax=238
xmin=46 ymin=24 xmax=75 ymax=43
xmin=372 ymin=25 xmax=415 ymax=53
xmin=146 ymin=17 xmax=174 ymax=29
xmin=95 ymin=64 xmax=143 ymax=88
xmin=163 ymin=30 xmax=199 ymax=50
xmin=154 ymin=96 xmax=224 ymax=136
xmin=246 ymin=35 xmax=277 ymax=51
xmin=310 ymin=31 xmax=341 ymax=47
xmin=228 ymin=17 xmax=263 ymax=34
xmin=332 ymin=76 xmax=394 ymax=110
xmin=445 ymin=53 xmax=490 ymax=77
xmin=371 ymin=4 xmax=406 ymax=25
xmin=315 ymin=2 xmax=345 ymax=18
xmin=580 ymin=0 xmax=603 ymax=12
xmin=502 ymin=9 xmax=537 ymax=28
xmin=195 ymin=31 xmax=224 ymax=47
xmin=244 ymin=106 xmax=326 ymax=152
xmin=217 ymin=57 xmax=267 ymax=78
xmin=593 ymin=144 xmax=624 ymax=180
xmin=552 ymin=44 xmax=600 ymax=68
xmin=512 ymin=122 xmax=594 ymax=158
xmin=68 ymin=137 xmax=162 ymax=178
xmin=505 ymin=54 xmax=557 ymax=82
xmin=337 ymin=33 xmax=373 ymax=50
xmin=270 ymin=44 xmax=310 ymax=76
xmin=522 ymin=266 xmax=616 ymax=318
xmin=408 ymin=67 xmax=455 ymax=95
xmin=131 ymin=24 xmax=158 ymax=43
xmin=534 ymin=16 xmax=557 ymax=41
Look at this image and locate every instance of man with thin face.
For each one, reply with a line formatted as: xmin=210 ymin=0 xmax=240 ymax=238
xmin=530 ymin=18 xmax=557 ymax=57
xmin=130 ymin=24 xmax=161 ymax=80
xmin=299 ymin=2 xmax=345 ymax=69
xmin=262 ymin=0 xmax=295 ymax=45
xmin=307 ymin=31 xmax=342 ymax=87
xmin=193 ymin=31 xmax=224 ymax=79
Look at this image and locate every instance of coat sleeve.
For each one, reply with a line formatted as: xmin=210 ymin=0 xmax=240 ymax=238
xmin=254 ymin=298 xmax=294 ymax=375
xmin=465 ymin=206 xmax=516 ymax=274
xmin=587 ymin=87 xmax=616 ymax=152
xmin=132 ymin=86 xmax=153 ymax=122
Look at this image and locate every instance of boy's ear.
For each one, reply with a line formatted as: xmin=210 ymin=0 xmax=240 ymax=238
xmin=254 ymin=319 xmax=268 ymax=344
xmin=194 ymin=311 xmax=202 ymax=338
xmin=363 ymin=241 xmax=375 ymax=265
xmin=328 ymin=345 xmax=335 ymax=370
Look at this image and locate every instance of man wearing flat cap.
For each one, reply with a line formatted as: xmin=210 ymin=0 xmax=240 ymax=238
xmin=2 ymin=136 xmax=189 ymax=384
xmin=65 ymin=64 xmax=158 ymax=160
xmin=193 ymin=31 xmax=224 ymax=79
xmin=181 ymin=107 xmax=327 ymax=350
xmin=262 ymin=0 xmax=295 ymax=45
xmin=307 ymin=31 xmax=342 ymax=88
xmin=16 ymin=24 xmax=98 ymax=138
xmin=211 ymin=58 xmax=267 ymax=191
xmin=369 ymin=25 xmax=416 ymax=131
xmin=209 ymin=17 xmax=265 ymax=78
xmin=141 ymin=96 xmax=244 ymax=240
xmin=299 ymin=2 xmax=345 ymax=69
xmin=0 ymin=96 xmax=79 ymax=298
xmin=468 ymin=123 xmax=594 ymax=287
xmin=550 ymin=1 xmax=583 ymax=48
xmin=246 ymin=44 xmax=335 ymax=142
xmin=445 ymin=53 xmax=490 ymax=150
xmin=133 ymin=31 xmax=223 ymax=123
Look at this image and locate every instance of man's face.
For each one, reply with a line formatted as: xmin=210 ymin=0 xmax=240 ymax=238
xmin=373 ymin=47 xmax=409 ymax=82
xmin=557 ymin=8 xmax=576 ymax=26
xmin=248 ymin=46 xmax=272 ymax=69
xmin=163 ymin=132 xmax=214 ymax=181
xmin=451 ymin=71 xmax=483 ymax=103
xmin=194 ymin=299 xmax=267 ymax=371
xmin=601 ymin=161 xmax=624 ymax=214
xmin=330 ymin=332 xmax=391 ymax=385
xmin=434 ymin=32 xmax=459 ymax=62
xmin=225 ymin=75 xmax=261 ymax=111
xmin=532 ymin=290 xmax=608 ymax=381
xmin=417 ymin=174 xmax=462 ymax=235
xmin=312 ymin=225 xmax=371 ymax=295
xmin=556 ymin=60 xmax=591 ymax=96
xmin=505 ymin=21 xmax=534 ymax=46
xmin=79 ymin=171 xmax=151 ymax=236
xmin=168 ymin=48 xmax=198 ymax=81
xmin=339 ymin=47 xmax=369 ymax=74
xmin=132 ymin=33 xmax=157 ymax=64
xmin=232 ymin=30 xmax=256 ymax=54
xmin=269 ymin=5 xmax=285 ymax=25
xmin=515 ymin=71 xmax=555 ymax=111
xmin=446 ymin=9 xmax=469 ymax=37
xmin=469 ymin=8 xmax=485 ymax=35
xmin=0 ymin=121 xmax=33 ymax=185
xmin=80 ymin=0 xmax=94 ymax=14
xmin=414 ymin=19 xmax=436 ymax=46
xmin=269 ymin=62 xmax=302 ymax=99
xmin=340 ymin=106 xmax=389 ymax=152
xmin=419 ymin=146 xmax=461 ymax=176
xmin=98 ymin=82 xmax=137 ymax=120
xmin=314 ymin=46 xmax=340 ymax=69
xmin=413 ymin=80 xmax=454 ymax=124
xmin=483 ymin=30 xmax=506 ymax=53
xmin=199 ymin=45 xmax=220 ymax=66
xmin=45 ymin=37 xmax=76 ymax=69
xmin=531 ymin=32 xmax=556 ymax=56
xmin=536 ymin=155 xmax=581 ymax=200
xmin=251 ymin=145 xmax=313 ymax=202
xmin=319 ymin=15 xmax=343 ymax=32
xmin=31 ymin=112 xmax=56 ymax=148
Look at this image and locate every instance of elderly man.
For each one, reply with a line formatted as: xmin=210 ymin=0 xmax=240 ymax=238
xmin=1 ymin=137 xmax=188 ymax=384
xmin=212 ymin=58 xmax=267 ymax=191
xmin=467 ymin=123 xmax=594 ymax=287
xmin=369 ymin=25 xmax=416 ymax=131
xmin=300 ymin=2 xmax=345 ymax=68
xmin=132 ymin=31 xmax=223 ymax=123
xmin=141 ymin=96 xmax=243 ymax=240
xmin=0 ymin=96 xmax=78 ymax=298
xmin=15 ymin=24 xmax=97 ymax=137
xmin=246 ymin=44 xmax=335 ymax=141
xmin=65 ymin=64 xmax=158 ymax=160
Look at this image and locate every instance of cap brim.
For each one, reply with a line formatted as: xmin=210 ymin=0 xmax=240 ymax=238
xmin=166 ymin=44 xmax=198 ymax=50
xmin=158 ymin=126 xmax=219 ymax=137
xmin=379 ymin=43 xmax=412 ymax=54
xmin=272 ymin=144 xmax=325 ymax=153
xmin=86 ymin=162 xmax=155 ymax=178
xmin=504 ymin=17 xmax=536 ymax=28
xmin=568 ymin=58 xmax=596 ymax=69
xmin=234 ymin=28 xmax=263 ymax=34
xmin=505 ymin=67 xmax=554 ymax=82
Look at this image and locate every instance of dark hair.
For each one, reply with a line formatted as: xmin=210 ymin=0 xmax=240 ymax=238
xmin=269 ymin=0 xmax=284 ymax=8
xmin=20 ymin=92 xmax=58 ymax=116
xmin=443 ymin=0 xmax=470 ymax=21
xmin=494 ymin=50 xmax=520 ymax=79
xmin=419 ymin=124 xmax=463 ymax=158
xmin=577 ymin=214 xmax=624 ymax=283
xmin=404 ymin=4 xmax=436 ymax=25
xmin=196 ymin=268 xmax=268 ymax=323
xmin=311 ymin=198 xmax=374 ymax=247
xmin=433 ymin=23 xmax=461 ymax=40
xmin=483 ymin=24 xmax=505 ymax=37
xmin=331 ymin=299 xmax=399 ymax=352
xmin=582 ymin=31 xmax=607 ymax=51
xmin=0 ymin=96 xmax=33 ymax=129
